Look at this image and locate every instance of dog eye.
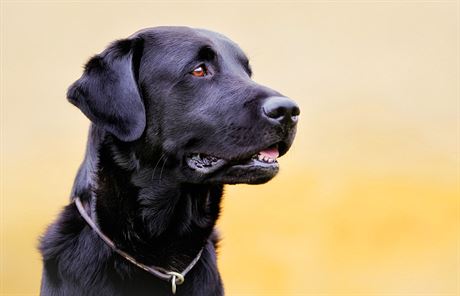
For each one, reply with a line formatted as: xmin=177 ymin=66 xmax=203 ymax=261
xmin=191 ymin=65 xmax=207 ymax=77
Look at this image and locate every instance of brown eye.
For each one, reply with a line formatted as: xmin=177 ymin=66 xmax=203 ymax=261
xmin=191 ymin=65 xmax=207 ymax=77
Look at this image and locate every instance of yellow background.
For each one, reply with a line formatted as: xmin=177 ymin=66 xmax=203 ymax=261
xmin=1 ymin=1 xmax=458 ymax=295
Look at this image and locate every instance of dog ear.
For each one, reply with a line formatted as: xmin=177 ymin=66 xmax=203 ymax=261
xmin=67 ymin=37 xmax=145 ymax=142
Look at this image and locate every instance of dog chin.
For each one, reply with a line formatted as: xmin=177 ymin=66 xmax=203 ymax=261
xmin=189 ymin=158 xmax=279 ymax=185
xmin=217 ymin=165 xmax=279 ymax=185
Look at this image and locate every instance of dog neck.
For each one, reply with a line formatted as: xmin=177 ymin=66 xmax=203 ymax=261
xmin=73 ymin=127 xmax=223 ymax=272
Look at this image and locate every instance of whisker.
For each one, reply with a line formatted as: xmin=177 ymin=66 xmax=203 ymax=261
xmin=151 ymin=153 xmax=166 ymax=180
xmin=159 ymin=156 xmax=169 ymax=183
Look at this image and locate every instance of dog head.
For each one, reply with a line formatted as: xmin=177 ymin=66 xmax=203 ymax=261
xmin=68 ymin=27 xmax=299 ymax=185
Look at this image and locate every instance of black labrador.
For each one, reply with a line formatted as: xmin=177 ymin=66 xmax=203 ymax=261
xmin=40 ymin=26 xmax=299 ymax=296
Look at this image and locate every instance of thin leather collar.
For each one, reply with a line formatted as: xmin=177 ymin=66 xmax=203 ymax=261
xmin=74 ymin=196 xmax=203 ymax=294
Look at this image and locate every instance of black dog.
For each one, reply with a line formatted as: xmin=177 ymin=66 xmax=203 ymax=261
xmin=40 ymin=26 xmax=299 ymax=296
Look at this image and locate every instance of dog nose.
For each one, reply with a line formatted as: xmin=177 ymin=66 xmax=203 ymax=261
xmin=262 ymin=96 xmax=300 ymax=124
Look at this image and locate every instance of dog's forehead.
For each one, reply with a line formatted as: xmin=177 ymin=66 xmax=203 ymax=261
xmin=137 ymin=26 xmax=248 ymax=63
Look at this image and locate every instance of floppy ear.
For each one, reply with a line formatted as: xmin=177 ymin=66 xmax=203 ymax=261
xmin=67 ymin=38 xmax=145 ymax=142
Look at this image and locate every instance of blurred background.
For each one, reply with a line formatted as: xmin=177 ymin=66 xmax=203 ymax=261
xmin=1 ymin=1 xmax=458 ymax=295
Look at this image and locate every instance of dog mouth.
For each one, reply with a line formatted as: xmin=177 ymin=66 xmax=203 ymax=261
xmin=185 ymin=143 xmax=282 ymax=175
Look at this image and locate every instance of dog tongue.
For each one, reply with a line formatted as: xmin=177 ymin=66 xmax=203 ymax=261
xmin=259 ymin=147 xmax=279 ymax=159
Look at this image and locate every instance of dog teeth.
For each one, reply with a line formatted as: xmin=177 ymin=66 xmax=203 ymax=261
xmin=256 ymin=153 xmax=276 ymax=163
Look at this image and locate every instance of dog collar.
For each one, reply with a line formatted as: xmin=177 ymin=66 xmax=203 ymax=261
xmin=74 ymin=196 xmax=203 ymax=294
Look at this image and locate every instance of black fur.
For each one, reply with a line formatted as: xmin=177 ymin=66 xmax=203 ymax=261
xmin=40 ymin=26 xmax=298 ymax=295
